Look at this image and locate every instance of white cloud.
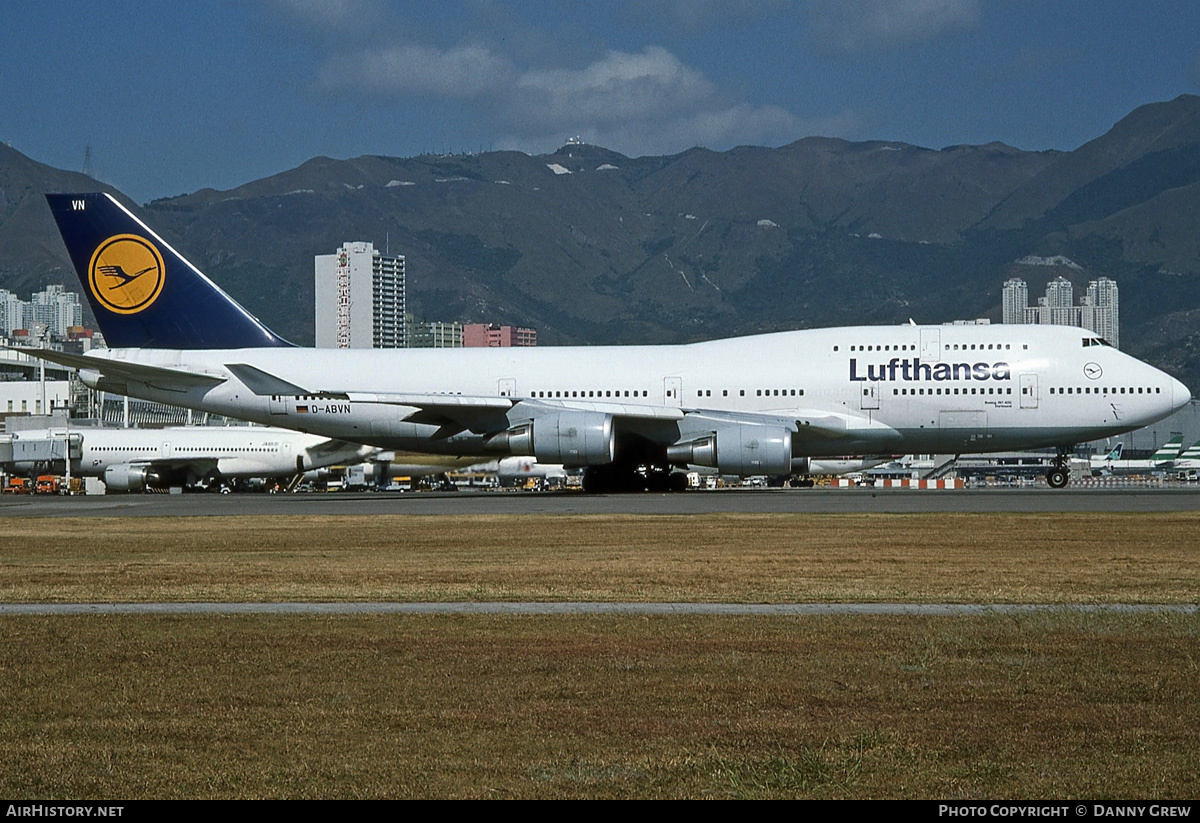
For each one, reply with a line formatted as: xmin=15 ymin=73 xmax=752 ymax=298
xmin=515 ymin=47 xmax=719 ymax=128
xmin=319 ymin=44 xmax=516 ymax=97
xmin=807 ymin=0 xmax=980 ymax=52
xmin=319 ymin=41 xmax=811 ymax=156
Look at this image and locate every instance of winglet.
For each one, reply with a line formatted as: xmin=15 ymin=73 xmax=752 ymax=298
xmin=45 ymin=193 xmax=291 ymax=349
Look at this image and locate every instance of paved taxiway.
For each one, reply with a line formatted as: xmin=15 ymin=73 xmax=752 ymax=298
xmin=2 ymin=486 xmax=1200 ymax=517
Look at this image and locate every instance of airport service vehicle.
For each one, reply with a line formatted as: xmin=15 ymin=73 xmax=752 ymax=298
xmin=26 ymin=193 xmax=1192 ymax=491
xmin=3 ymin=477 xmax=31 ymax=494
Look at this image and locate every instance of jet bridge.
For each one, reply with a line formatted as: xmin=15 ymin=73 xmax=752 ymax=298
xmin=2 ymin=430 xmax=83 ymax=472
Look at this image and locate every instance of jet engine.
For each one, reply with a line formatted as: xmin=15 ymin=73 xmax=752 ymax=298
xmin=667 ymin=426 xmax=793 ymax=476
xmin=103 ymin=464 xmax=162 ymax=492
xmin=486 ymin=411 xmax=615 ymax=466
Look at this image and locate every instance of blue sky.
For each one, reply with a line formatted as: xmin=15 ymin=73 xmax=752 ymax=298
xmin=3 ymin=0 xmax=1198 ymax=203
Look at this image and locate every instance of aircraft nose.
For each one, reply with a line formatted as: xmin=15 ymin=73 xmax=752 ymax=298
xmin=1171 ymin=375 xmax=1193 ymax=410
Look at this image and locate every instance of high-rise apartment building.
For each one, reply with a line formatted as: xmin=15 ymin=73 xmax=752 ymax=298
xmin=314 ymin=242 xmax=406 ymax=348
xmin=1001 ymin=278 xmax=1028 ymax=325
xmin=1083 ymin=278 xmax=1119 ymax=349
xmin=0 ymin=289 xmax=25 ymax=337
xmin=1043 ymin=276 xmax=1076 ymax=326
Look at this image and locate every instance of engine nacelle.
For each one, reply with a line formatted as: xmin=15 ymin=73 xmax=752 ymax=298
xmin=103 ymin=464 xmax=160 ymax=492
xmin=667 ymin=426 xmax=793 ymax=476
xmin=487 ymin=412 xmax=615 ymax=467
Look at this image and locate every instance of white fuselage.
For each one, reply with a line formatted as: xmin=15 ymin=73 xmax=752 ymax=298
xmin=77 ymin=324 xmax=1190 ymax=461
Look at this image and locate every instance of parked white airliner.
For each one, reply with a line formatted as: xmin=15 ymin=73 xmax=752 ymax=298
xmin=27 ymin=193 xmax=1191 ymax=491
xmin=2 ymin=425 xmax=377 ymax=491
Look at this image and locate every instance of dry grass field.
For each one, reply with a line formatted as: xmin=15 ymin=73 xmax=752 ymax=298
xmin=1 ymin=512 xmax=1198 ymax=798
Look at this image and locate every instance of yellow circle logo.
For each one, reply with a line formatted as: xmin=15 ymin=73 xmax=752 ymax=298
xmin=87 ymin=234 xmax=166 ymax=314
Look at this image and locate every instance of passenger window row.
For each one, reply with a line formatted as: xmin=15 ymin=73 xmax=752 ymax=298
xmin=531 ymin=390 xmax=650 ymax=399
xmin=1050 ymin=386 xmax=1160 ymax=395
xmin=892 ymin=387 xmax=1013 ymax=396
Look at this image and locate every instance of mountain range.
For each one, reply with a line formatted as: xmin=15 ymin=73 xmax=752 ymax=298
xmin=2 ymin=94 xmax=1198 ymax=388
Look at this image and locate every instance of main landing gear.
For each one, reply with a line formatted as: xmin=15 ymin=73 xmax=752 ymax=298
xmin=582 ymin=462 xmax=688 ymax=493
xmin=1045 ymin=446 xmax=1072 ymax=489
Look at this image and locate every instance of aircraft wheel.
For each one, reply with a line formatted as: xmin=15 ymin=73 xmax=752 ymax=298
xmin=1046 ymin=468 xmax=1069 ymax=489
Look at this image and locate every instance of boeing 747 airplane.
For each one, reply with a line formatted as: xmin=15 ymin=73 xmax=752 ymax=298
xmin=25 ymin=193 xmax=1191 ymax=491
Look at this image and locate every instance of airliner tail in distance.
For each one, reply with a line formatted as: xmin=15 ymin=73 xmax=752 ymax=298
xmin=1174 ymin=440 xmax=1200 ymax=470
xmin=1090 ymin=435 xmax=1185 ymax=475
xmin=44 ymin=193 xmax=290 ymax=349
xmin=37 ymin=192 xmax=1194 ymax=492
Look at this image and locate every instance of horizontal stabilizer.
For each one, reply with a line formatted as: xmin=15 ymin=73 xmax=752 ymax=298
xmin=226 ymin=363 xmax=315 ymax=397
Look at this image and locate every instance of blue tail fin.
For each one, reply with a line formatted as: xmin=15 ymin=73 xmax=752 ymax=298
xmin=45 ymin=193 xmax=291 ymax=349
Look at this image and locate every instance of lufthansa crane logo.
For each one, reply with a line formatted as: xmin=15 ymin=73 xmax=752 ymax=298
xmin=87 ymin=234 xmax=166 ymax=314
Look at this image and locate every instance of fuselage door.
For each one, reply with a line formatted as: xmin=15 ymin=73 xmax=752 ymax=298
xmin=860 ymin=383 xmax=880 ymax=410
xmin=1019 ymin=373 xmax=1039 ymax=409
xmin=664 ymin=376 xmax=683 ymax=407
xmin=269 ymin=394 xmax=288 ymax=415
xmin=160 ymin=441 xmax=172 ymax=459
xmin=498 ymin=378 xmax=516 ymax=398
xmin=920 ymin=329 xmax=941 ymax=361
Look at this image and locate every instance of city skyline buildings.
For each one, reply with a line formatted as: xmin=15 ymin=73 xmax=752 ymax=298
xmin=1002 ymin=275 xmax=1120 ymax=348
xmin=0 ymin=285 xmax=83 ymax=340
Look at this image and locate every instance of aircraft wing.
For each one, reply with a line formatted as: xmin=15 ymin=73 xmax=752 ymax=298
xmin=227 ymin=364 xmax=885 ymax=444
xmin=10 ymin=347 xmax=226 ymax=390
xmin=675 ymin=408 xmax=856 ymax=440
xmin=345 ymin=392 xmax=518 ymax=437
